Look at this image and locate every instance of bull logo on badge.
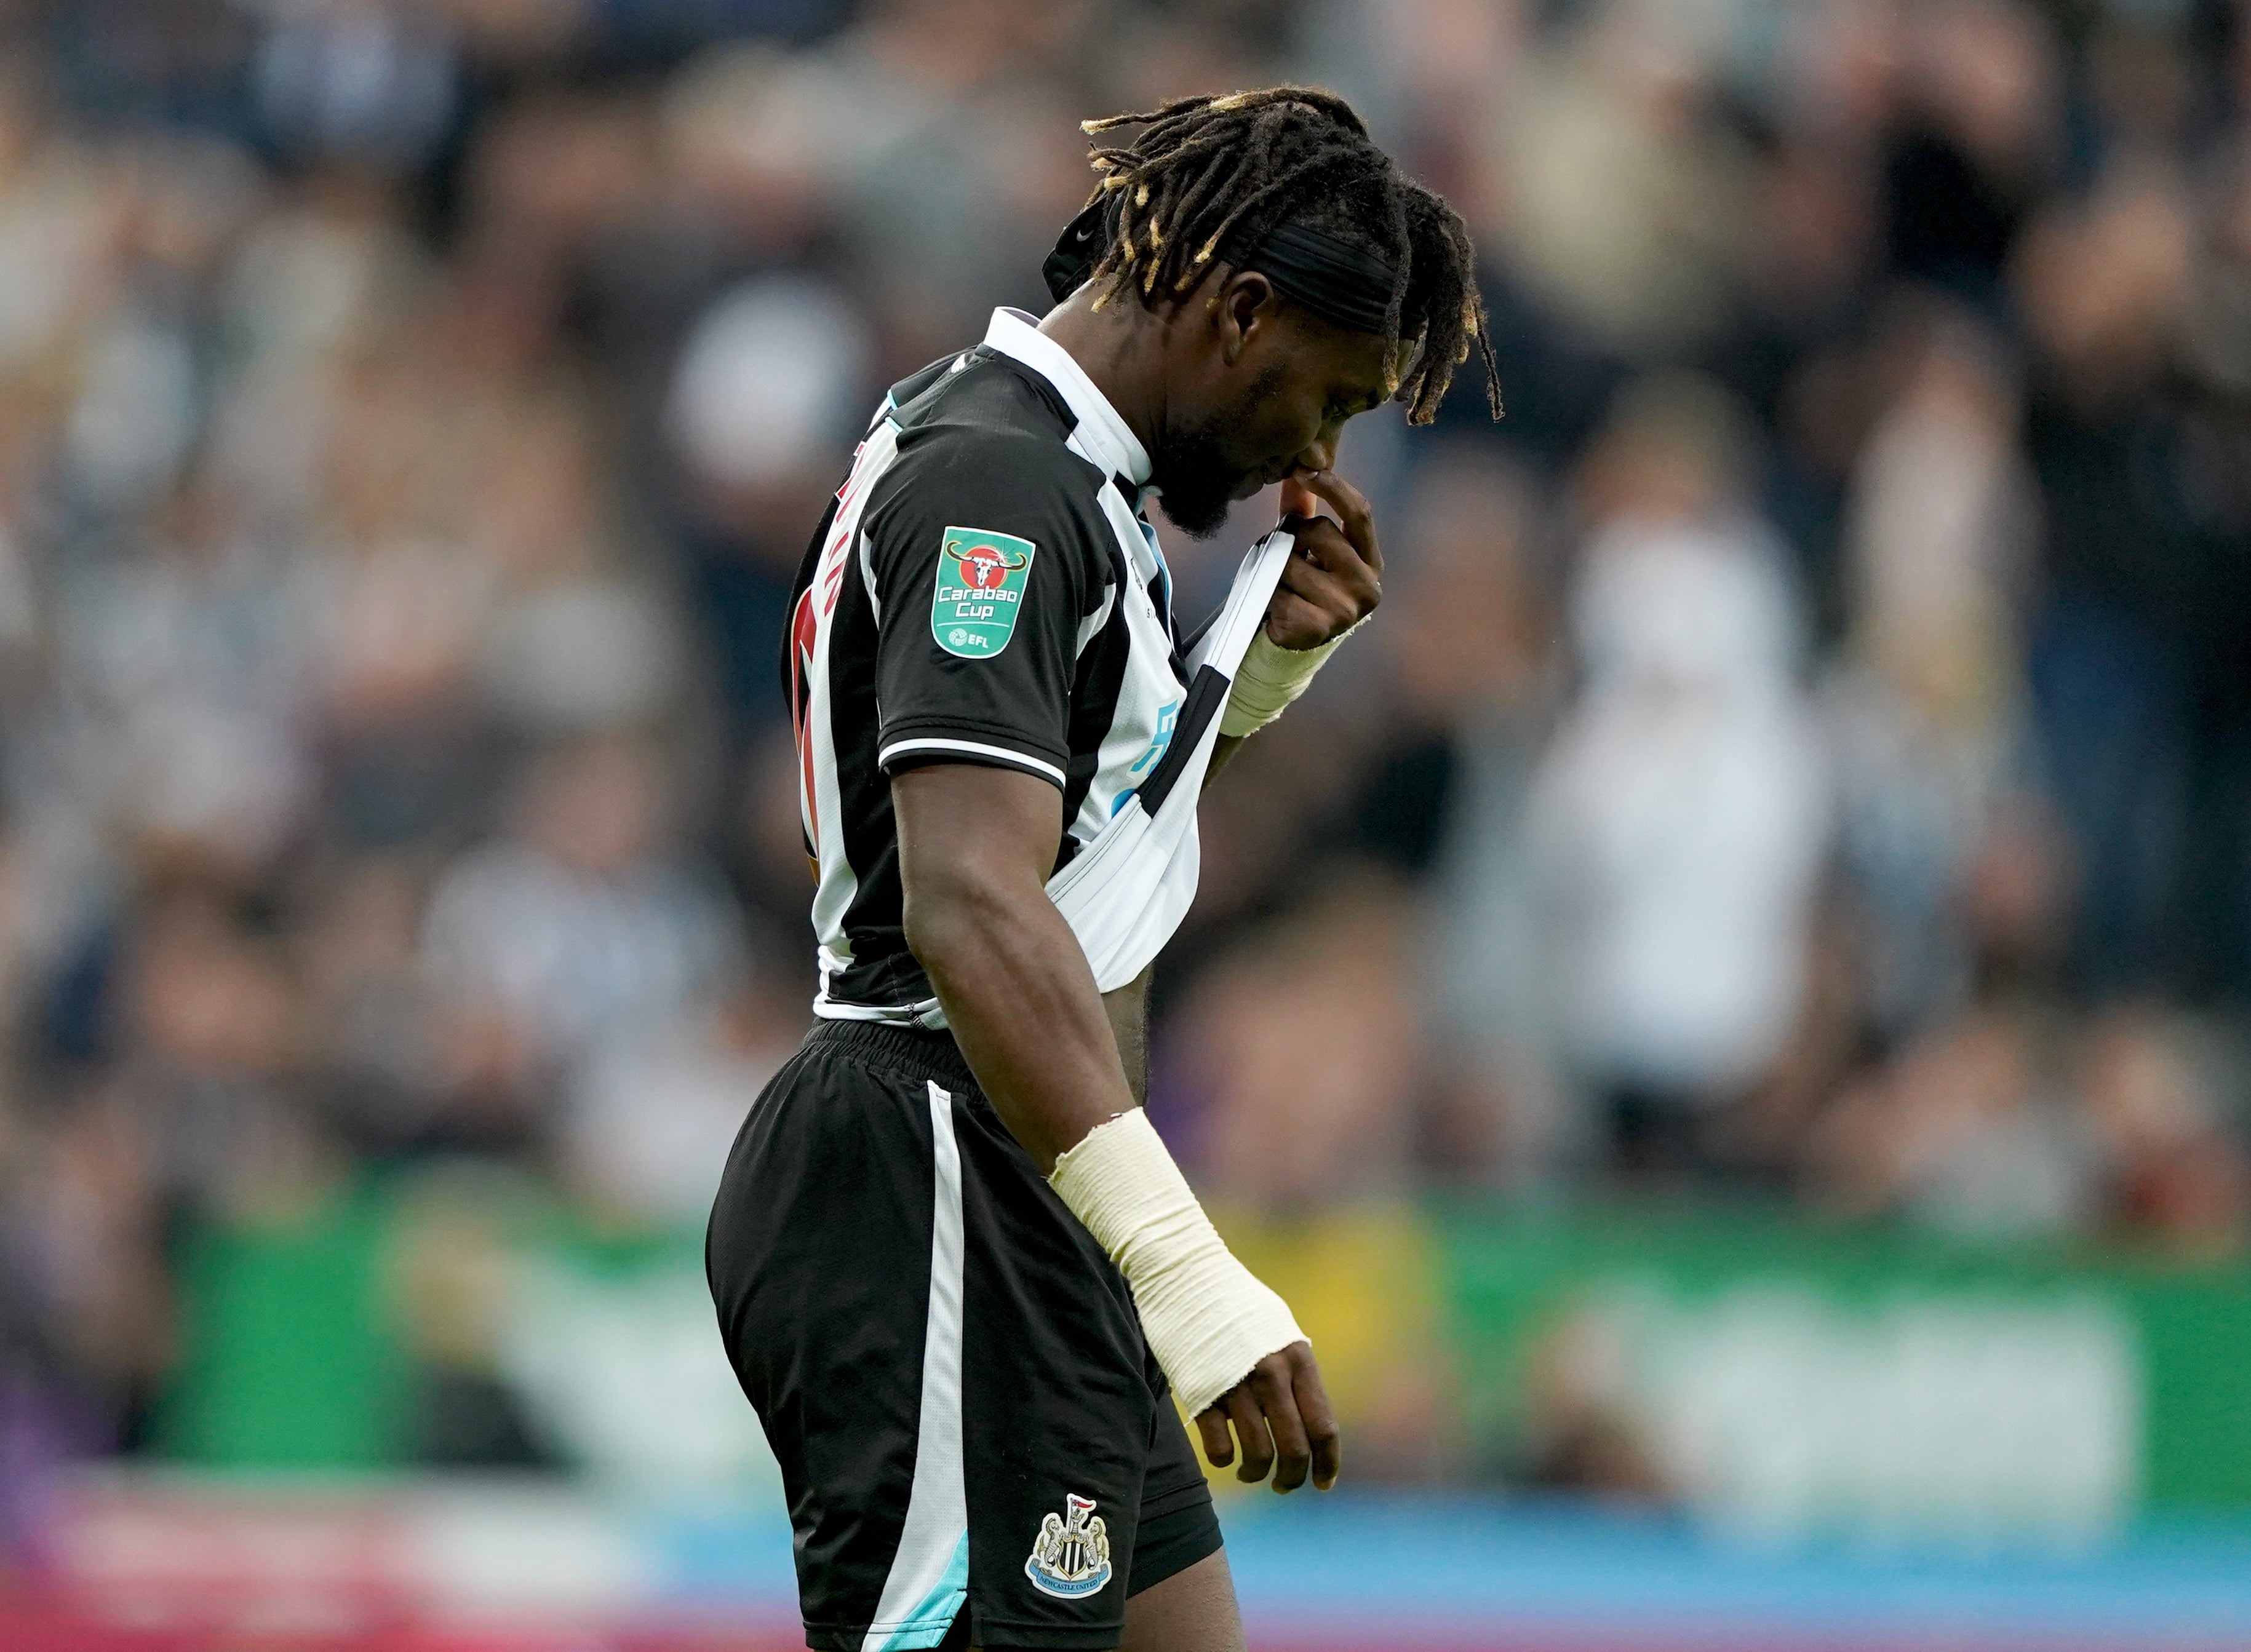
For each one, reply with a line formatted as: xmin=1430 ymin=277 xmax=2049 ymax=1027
xmin=951 ymin=539 xmax=1027 ymax=590
xmin=1024 ymin=1493 xmax=1112 ymax=1598
xmin=931 ymin=526 xmax=1037 ymax=659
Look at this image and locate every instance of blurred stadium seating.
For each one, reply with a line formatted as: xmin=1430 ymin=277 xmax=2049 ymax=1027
xmin=3 ymin=0 xmax=2251 ymax=1646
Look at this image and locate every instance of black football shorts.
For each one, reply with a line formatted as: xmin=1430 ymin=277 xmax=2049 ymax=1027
xmin=707 ymin=1019 xmax=1222 ymax=1651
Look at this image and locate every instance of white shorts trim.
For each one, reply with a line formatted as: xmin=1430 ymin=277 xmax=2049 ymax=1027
xmin=860 ymin=1082 xmax=971 ymax=1651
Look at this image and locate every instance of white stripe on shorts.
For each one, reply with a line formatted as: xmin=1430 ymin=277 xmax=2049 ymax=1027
xmin=861 ymin=1081 xmax=970 ymax=1650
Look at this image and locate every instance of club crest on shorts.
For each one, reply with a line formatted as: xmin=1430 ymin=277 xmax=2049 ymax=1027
xmin=1024 ymin=1493 xmax=1112 ymax=1598
xmin=932 ymin=527 xmax=1035 ymax=659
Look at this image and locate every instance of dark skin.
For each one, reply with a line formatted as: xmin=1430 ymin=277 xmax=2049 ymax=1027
xmin=896 ymin=268 xmax=1389 ymax=1521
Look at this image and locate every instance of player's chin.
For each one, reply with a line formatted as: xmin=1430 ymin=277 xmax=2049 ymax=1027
xmin=1155 ymin=486 xmax=1237 ymax=539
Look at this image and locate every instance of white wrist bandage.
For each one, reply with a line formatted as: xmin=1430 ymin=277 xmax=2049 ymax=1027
xmin=1048 ymin=1109 xmax=1305 ymax=1418
xmin=1219 ymin=624 xmax=1358 ymax=740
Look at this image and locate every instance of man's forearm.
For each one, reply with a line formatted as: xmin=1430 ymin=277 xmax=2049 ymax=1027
xmin=907 ymin=874 xmax=1138 ymax=1172
xmin=893 ymin=764 xmax=1320 ymax=1440
xmin=1102 ymin=963 xmax=1155 ymax=1106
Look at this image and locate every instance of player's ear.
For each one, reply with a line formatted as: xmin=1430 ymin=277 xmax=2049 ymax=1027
xmin=1216 ymin=271 xmax=1279 ymax=367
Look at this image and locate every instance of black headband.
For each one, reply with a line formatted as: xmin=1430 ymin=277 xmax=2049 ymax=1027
xmin=1042 ymin=196 xmax=1399 ymax=335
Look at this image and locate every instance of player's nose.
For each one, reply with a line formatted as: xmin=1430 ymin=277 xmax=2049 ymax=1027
xmin=1293 ymin=431 xmax=1339 ymax=475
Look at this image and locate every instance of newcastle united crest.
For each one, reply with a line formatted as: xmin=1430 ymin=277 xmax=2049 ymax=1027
xmin=1024 ymin=1493 xmax=1112 ymax=1598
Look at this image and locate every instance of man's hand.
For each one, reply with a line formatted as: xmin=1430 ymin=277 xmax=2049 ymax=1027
xmin=1193 ymin=1340 xmax=1342 ymax=1493
xmin=1268 ymin=468 xmax=1382 ymax=649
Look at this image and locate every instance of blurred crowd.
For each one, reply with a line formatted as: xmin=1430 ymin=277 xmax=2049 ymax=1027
xmin=0 ymin=0 xmax=2249 ymax=1495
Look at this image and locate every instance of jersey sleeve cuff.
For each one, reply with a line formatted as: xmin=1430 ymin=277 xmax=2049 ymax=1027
xmin=878 ymin=734 xmax=1067 ymax=788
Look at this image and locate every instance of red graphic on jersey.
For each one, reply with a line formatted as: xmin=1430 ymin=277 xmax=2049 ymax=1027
xmin=788 ymin=582 xmax=821 ymax=858
xmin=791 ymin=481 xmax=867 ymax=867
xmin=949 ymin=539 xmax=1028 ymax=591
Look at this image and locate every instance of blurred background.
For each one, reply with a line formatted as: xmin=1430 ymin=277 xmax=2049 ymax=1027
xmin=2 ymin=0 xmax=2251 ymax=1646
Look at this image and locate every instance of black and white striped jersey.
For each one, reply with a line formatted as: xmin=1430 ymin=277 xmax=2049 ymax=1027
xmin=783 ymin=309 xmax=1204 ymax=1025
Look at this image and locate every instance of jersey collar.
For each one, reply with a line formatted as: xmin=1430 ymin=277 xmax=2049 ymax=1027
xmin=982 ymin=308 xmax=1152 ymax=490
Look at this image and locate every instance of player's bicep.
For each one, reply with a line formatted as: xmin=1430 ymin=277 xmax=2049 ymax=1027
xmin=893 ymin=762 xmax=1066 ymax=910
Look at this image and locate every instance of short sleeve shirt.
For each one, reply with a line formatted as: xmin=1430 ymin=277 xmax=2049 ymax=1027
xmin=783 ymin=310 xmax=1190 ymax=1022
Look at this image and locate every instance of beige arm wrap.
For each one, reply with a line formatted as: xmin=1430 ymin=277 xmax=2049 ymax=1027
xmin=1218 ymin=624 xmax=1360 ymax=739
xmin=1048 ymin=1109 xmax=1306 ymax=1418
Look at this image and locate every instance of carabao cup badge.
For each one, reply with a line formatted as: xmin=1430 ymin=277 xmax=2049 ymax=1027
xmin=1024 ymin=1493 xmax=1112 ymax=1599
xmin=932 ymin=528 xmax=1036 ymax=659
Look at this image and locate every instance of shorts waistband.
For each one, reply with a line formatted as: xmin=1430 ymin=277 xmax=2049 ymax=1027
xmin=802 ymin=1017 xmax=979 ymax=1092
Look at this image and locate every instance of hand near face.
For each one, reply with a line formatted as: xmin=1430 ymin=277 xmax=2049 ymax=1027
xmin=1267 ymin=468 xmax=1382 ymax=650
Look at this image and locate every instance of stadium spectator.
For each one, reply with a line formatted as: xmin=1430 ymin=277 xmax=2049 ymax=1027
xmin=1513 ymin=376 xmax=1831 ymax=1185
xmin=418 ymin=734 xmax=749 ymax=1143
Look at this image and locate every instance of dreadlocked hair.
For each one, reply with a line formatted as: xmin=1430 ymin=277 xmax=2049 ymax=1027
xmin=1077 ymin=85 xmax=1500 ymax=424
